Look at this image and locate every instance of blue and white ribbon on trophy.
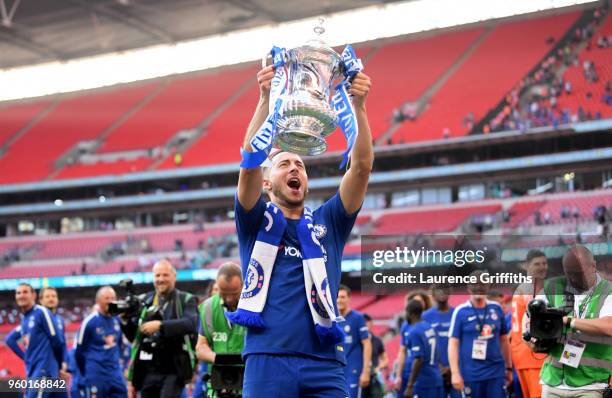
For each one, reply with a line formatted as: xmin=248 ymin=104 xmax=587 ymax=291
xmin=333 ymin=45 xmax=363 ymax=169
xmin=240 ymin=44 xmax=363 ymax=169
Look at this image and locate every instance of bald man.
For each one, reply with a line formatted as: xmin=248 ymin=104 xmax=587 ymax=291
xmin=76 ymin=286 xmax=127 ymax=398
xmin=121 ymin=259 xmax=198 ymax=398
xmin=534 ymin=245 xmax=612 ymax=398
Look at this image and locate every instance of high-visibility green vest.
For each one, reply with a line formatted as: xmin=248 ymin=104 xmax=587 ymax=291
xmin=540 ymin=276 xmax=612 ymax=387
xmin=199 ymin=294 xmax=246 ymax=369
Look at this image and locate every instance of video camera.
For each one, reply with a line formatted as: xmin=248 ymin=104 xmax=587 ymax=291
xmin=202 ymin=353 xmax=244 ymax=398
xmin=523 ymin=298 xmax=567 ymax=353
xmin=108 ymin=278 xmax=142 ymax=318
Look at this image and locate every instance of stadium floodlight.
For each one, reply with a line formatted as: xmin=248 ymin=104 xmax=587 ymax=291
xmin=0 ymin=0 xmax=596 ymax=101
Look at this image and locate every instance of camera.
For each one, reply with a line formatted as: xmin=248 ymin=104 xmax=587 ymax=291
xmin=140 ymin=305 xmax=164 ymax=352
xmin=523 ymin=298 xmax=566 ymax=353
xmin=108 ymin=278 xmax=142 ymax=317
xmin=203 ymin=353 xmax=244 ymax=398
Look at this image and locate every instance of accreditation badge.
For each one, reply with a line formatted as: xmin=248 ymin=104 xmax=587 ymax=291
xmin=558 ymin=339 xmax=585 ymax=368
xmin=472 ymin=339 xmax=487 ymax=360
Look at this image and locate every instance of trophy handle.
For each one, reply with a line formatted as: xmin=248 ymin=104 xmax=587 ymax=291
xmin=261 ymin=53 xmax=272 ymax=68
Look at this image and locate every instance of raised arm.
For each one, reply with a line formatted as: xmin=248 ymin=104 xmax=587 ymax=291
xmin=237 ymin=66 xmax=274 ymax=211
xmin=339 ymin=72 xmax=374 ymax=214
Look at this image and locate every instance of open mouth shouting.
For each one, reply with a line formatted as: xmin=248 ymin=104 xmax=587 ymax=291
xmin=287 ymin=176 xmax=302 ymax=195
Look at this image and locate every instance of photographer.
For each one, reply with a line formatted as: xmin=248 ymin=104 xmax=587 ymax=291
xmin=121 ymin=259 xmax=198 ymax=398
xmin=530 ymin=245 xmax=612 ymax=398
xmin=196 ymin=262 xmax=245 ymax=398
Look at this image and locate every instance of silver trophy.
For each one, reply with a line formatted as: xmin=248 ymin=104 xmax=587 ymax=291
xmin=267 ymin=22 xmax=345 ymax=156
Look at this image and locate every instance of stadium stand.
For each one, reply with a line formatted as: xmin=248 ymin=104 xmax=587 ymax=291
xmin=0 ymin=83 xmax=159 ymax=184
xmin=100 ymin=67 xmax=255 ymax=153
xmin=395 ymin=11 xmax=580 ymax=143
xmin=556 ymin=15 xmax=612 ymax=119
xmin=0 ymin=101 xmax=50 ymax=147
xmin=371 ymin=204 xmax=502 ymax=235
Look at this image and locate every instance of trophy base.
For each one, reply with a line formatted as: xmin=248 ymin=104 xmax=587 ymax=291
xmin=275 ymin=115 xmax=328 ymax=156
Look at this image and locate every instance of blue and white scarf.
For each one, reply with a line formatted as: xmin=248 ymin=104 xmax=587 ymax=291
xmin=226 ymin=203 xmax=344 ymax=346
xmin=241 ymin=45 xmax=363 ymax=170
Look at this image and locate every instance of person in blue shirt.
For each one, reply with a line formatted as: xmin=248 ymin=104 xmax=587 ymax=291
xmin=337 ymin=285 xmax=372 ymax=398
xmin=234 ymin=65 xmax=373 ymax=398
xmin=66 ymin=347 xmax=84 ymax=398
xmin=448 ymin=271 xmax=512 ymax=398
xmin=5 ymin=283 xmax=65 ymax=398
xmin=403 ymin=299 xmax=443 ymax=398
xmin=422 ymin=284 xmax=459 ymax=398
xmin=395 ymin=291 xmax=430 ymax=398
xmin=75 ymin=286 xmax=127 ymax=398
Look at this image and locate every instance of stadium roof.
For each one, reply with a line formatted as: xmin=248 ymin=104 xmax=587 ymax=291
xmin=0 ymin=0 xmax=391 ymax=70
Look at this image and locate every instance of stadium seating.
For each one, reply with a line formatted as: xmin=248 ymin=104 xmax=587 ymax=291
xmin=523 ymin=190 xmax=612 ymax=225
xmin=395 ymin=12 xmax=579 ymax=143
xmin=503 ymin=200 xmax=546 ymax=228
xmin=0 ymin=83 xmax=159 ymax=184
xmin=54 ymin=158 xmax=152 ymax=180
xmin=555 ymin=16 xmax=612 ymax=119
xmin=372 ymin=204 xmax=501 ymax=235
xmin=325 ymin=28 xmax=485 ymax=150
xmin=101 ymin=67 xmax=256 ymax=153
xmin=159 ymin=84 xmax=260 ymax=168
xmin=0 ymin=101 xmax=49 ymax=147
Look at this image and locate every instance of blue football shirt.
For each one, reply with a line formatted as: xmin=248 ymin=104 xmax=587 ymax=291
xmin=235 ymin=193 xmax=358 ymax=364
xmin=399 ymin=320 xmax=412 ymax=377
xmin=449 ymin=300 xmax=508 ymax=382
xmin=75 ymin=311 xmax=124 ymax=381
xmin=406 ymin=321 xmax=443 ymax=388
xmin=422 ymin=306 xmax=455 ymax=367
xmin=338 ymin=310 xmax=369 ymax=372
xmin=20 ymin=305 xmax=64 ymax=378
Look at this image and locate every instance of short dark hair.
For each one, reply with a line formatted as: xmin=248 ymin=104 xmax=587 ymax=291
xmin=526 ymin=249 xmax=546 ymax=262
xmin=217 ymin=262 xmax=243 ymax=283
xmin=363 ymin=313 xmax=372 ymax=322
xmin=406 ymin=299 xmax=423 ymax=318
xmin=487 ymin=290 xmax=504 ymax=299
xmin=17 ymin=283 xmax=35 ymax=294
xmin=338 ymin=284 xmax=351 ymax=296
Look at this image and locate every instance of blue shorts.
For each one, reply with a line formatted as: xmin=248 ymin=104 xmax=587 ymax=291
xmin=84 ymin=373 xmax=127 ymax=398
xmin=463 ymin=377 xmax=506 ymax=398
xmin=243 ymin=354 xmax=348 ymax=398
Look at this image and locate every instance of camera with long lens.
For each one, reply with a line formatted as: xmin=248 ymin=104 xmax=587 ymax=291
xmin=139 ymin=305 xmax=164 ymax=352
xmin=202 ymin=353 xmax=244 ymax=398
xmin=523 ymin=298 xmax=567 ymax=353
xmin=108 ymin=278 xmax=142 ymax=317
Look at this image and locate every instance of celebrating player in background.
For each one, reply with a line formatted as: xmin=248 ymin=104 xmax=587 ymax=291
xmin=422 ymin=284 xmax=458 ymax=398
xmin=402 ymin=299 xmax=443 ymax=398
xmin=448 ymin=271 xmax=512 ymax=398
xmin=76 ymin=286 xmax=128 ymax=398
xmin=512 ymin=250 xmax=547 ymax=398
xmin=337 ymin=285 xmax=372 ymax=398
xmin=39 ymin=287 xmax=70 ymax=386
xmin=5 ymin=283 xmax=65 ymax=398
xmin=231 ymin=64 xmax=373 ymax=398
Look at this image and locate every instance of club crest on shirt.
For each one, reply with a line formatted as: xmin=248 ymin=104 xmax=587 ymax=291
xmin=28 ymin=318 xmax=35 ymax=329
xmin=313 ymin=224 xmax=327 ymax=239
xmin=242 ymin=259 xmax=264 ymax=299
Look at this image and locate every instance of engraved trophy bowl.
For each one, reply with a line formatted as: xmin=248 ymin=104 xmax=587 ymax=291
xmin=272 ymin=38 xmax=344 ymax=156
